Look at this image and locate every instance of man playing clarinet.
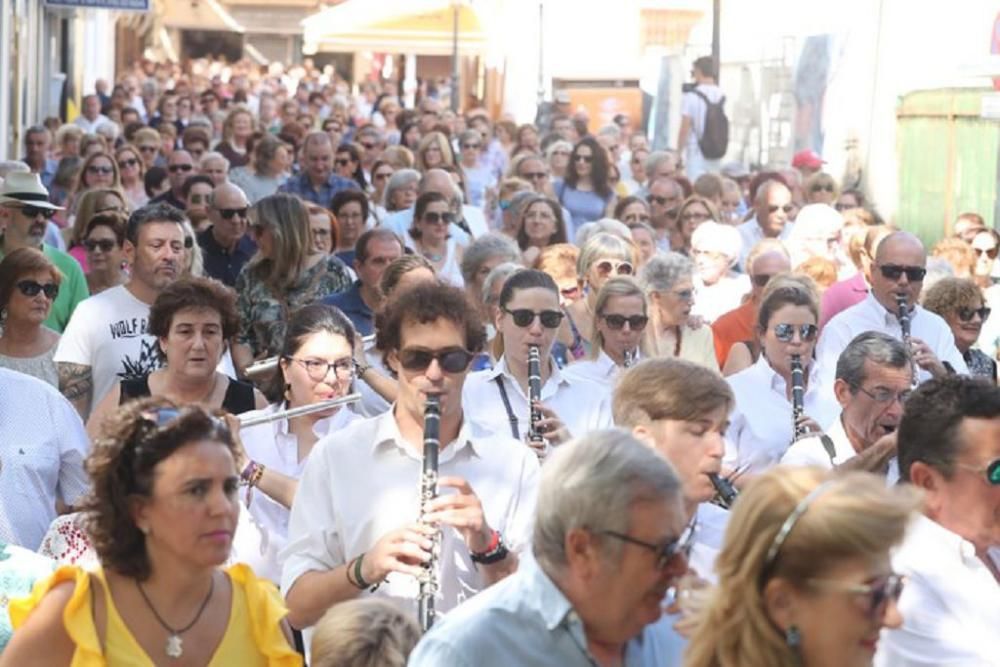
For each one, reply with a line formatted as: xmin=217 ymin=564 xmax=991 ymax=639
xmin=280 ymin=280 xmax=540 ymax=634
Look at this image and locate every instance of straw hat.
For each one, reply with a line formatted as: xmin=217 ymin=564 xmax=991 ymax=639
xmin=0 ymin=172 xmax=63 ymax=210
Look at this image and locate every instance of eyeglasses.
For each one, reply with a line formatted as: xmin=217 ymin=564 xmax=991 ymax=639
xmin=599 ymin=529 xmax=687 ymax=570
xmin=422 ymin=212 xmax=453 ymax=225
xmin=647 ymin=195 xmax=674 ymax=207
xmin=87 ymin=165 xmax=114 ymax=175
xmin=957 ymin=306 xmax=991 ymax=322
xmin=681 ymin=211 xmax=712 ymax=223
xmin=503 ymin=307 xmax=565 ymax=329
xmin=461 ymin=143 xmax=481 ymax=150
xmin=168 ymin=164 xmax=194 ymax=173
xmin=878 ymin=264 xmax=926 ymax=282
xmin=335 ymin=158 xmax=351 ymax=167
xmin=595 ymin=260 xmax=633 ymax=276
xmin=767 ymin=204 xmax=796 ymax=214
xmin=810 ymin=184 xmax=835 ymax=193
xmin=807 ymin=574 xmax=905 ymax=620
xmin=374 ymin=171 xmax=393 ymax=181
xmin=773 ymin=323 xmax=818 ymax=343
xmin=751 ymin=274 xmax=775 ymax=288
xmin=288 ymin=356 xmax=355 ymax=382
xmin=138 ymin=145 xmax=159 ymax=153
xmin=973 ymin=246 xmax=999 ymax=259
xmin=663 ymin=288 xmax=694 ymax=302
xmin=215 ymin=206 xmax=249 ymax=220
xmin=16 ymin=280 xmax=59 ymax=300
xmin=397 ymin=346 xmax=475 ymax=373
xmin=83 ymin=238 xmax=117 ymax=253
xmin=573 ymin=154 xmax=593 ymax=163
xmin=521 ymin=171 xmax=548 ymax=181
xmin=14 ymin=205 xmax=56 ymax=220
xmin=854 ymin=385 xmax=911 ymax=405
xmin=602 ymin=314 xmax=649 ymax=331
xmin=953 ymin=458 xmax=1000 ymax=485
xmin=119 ymin=158 xmax=139 ymax=168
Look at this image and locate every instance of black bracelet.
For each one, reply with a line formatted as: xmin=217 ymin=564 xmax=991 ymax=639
xmin=349 ymin=553 xmax=381 ymax=592
xmin=470 ymin=532 xmax=509 ymax=565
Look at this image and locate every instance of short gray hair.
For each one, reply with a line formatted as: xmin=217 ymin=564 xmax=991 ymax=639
xmin=835 ymin=331 xmax=909 ymax=388
xmin=461 ymin=233 xmax=521 ymax=286
xmin=645 ymin=150 xmax=677 ymax=176
xmin=533 ymin=429 xmax=683 ymax=574
xmin=200 ymin=151 xmax=230 ymax=172
xmin=691 ymin=220 xmax=742 ymax=262
xmin=482 ymin=262 xmax=523 ymax=306
xmin=639 ymin=251 xmax=694 ymax=293
xmin=575 ymin=218 xmax=632 ymax=247
xmin=577 ymin=232 xmax=635 ymax=279
xmin=382 ymin=168 xmax=420 ymax=210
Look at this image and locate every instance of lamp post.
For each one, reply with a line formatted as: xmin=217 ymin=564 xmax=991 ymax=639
xmin=712 ymin=0 xmax=720 ymax=72
xmin=451 ymin=1 xmax=460 ymax=112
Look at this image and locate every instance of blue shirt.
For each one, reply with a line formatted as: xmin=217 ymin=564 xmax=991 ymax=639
xmin=277 ymin=171 xmax=359 ymax=208
xmin=321 ymin=280 xmax=373 ymax=336
xmin=197 ymin=227 xmax=258 ymax=288
xmin=408 ymin=555 xmax=676 ymax=666
xmin=24 ymin=158 xmax=59 ymax=189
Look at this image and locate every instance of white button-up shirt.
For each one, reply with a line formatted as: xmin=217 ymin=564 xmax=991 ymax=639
xmin=463 ymin=356 xmax=614 ymax=444
xmin=562 ymin=349 xmax=631 ymax=388
xmin=280 ymin=409 xmax=540 ymax=621
xmin=814 ymin=294 xmax=968 ymax=407
xmin=874 ymin=515 xmax=1000 ymax=667
xmin=779 ymin=413 xmax=856 ymax=469
xmin=725 ymin=355 xmax=839 ymax=476
xmin=737 ymin=217 xmax=793 ymax=268
xmin=0 ymin=369 xmax=90 ymax=550
xmin=689 ymin=502 xmax=730 ymax=584
xmin=238 ymin=402 xmax=358 ymax=582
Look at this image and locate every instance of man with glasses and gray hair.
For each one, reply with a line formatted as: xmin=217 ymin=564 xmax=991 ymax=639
xmin=782 ymin=331 xmax=911 ymax=471
xmin=874 ymin=374 xmax=1000 ymax=667
xmin=409 ymin=429 xmax=688 ymax=666
xmin=736 ymin=179 xmax=795 ymax=268
xmin=196 ymin=182 xmax=255 ymax=287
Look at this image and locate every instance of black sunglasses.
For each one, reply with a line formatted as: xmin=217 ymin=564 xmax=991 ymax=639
xmin=973 ymin=246 xmax=999 ymax=259
xmin=168 ymin=164 xmax=194 ymax=173
xmin=216 ymin=207 xmax=249 ymax=220
xmin=810 ymin=184 xmax=834 ymax=193
xmin=878 ymin=264 xmax=926 ymax=282
xmin=397 ymin=346 xmax=475 ymax=373
xmin=119 ymin=158 xmax=139 ymax=168
xmin=768 ymin=204 xmax=796 ymax=214
xmin=86 ymin=165 xmax=114 ymax=175
xmin=422 ymin=212 xmax=453 ymax=225
xmin=503 ymin=307 xmax=564 ymax=329
xmin=957 ymin=306 xmax=991 ymax=322
xmin=573 ymin=154 xmax=593 ymax=163
xmin=16 ymin=205 xmax=56 ymax=219
xmin=807 ymin=574 xmax=906 ymax=620
xmin=522 ymin=171 xmax=547 ymax=181
xmin=83 ymin=238 xmax=117 ymax=253
xmin=773 ymin=323 xmax=818 ymax=343
xmin=16 ymin=280 xmax=59 ymax=300
xmin=602 ymin=314 xmax=648 ymax=331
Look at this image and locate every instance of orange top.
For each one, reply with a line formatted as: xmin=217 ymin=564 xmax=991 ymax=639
xmin=711 ymin=300 xmax=756 ymax=368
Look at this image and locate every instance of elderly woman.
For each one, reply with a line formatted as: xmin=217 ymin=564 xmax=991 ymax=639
xmin=415 ymin=131 xmax=455 ymax=172
xmin=215 ymin=105 xmax=255 ymax=169
xmin=804 ymin=171 xmax=839 ymax=206
xmin=458 ymin=129 xmax=495 ymax=208
xmin=87 ymin=276 xmax=266 ymax=438
xmin=691 ymin=220 xmax=748 ymax=322
xmin=4 ymin=399 xmax=301 ymax=664
xmin=685 ymin=468 xmax=919 ymax=667
xmin=200 ymin=152 xmax=231 ymax=187
xmin=229 ymin=134 xmax=290 ymax=205
xmin=382 ymin=168 xmax=420 ymax=214
xmin=564 ymin=277 xmax=649 ymax=386
xmin=725 ymin=275 xmax=837 ymax=478
xmin=233 ymin=193 xmax=352 ymax=370
xmin=517 ymin=195 xmax=569 ymax=266
xmin=545 ymin=139 xmax=573 ymax=180
xmin=923 ymin=277 xmax=996 ymax=382
xmin=460 ymin=232 xmax=522 ymax=325
xmin=82 ymin=211 xmax=128 ymax=294
xmin=0 ymin=248 xmax=62 ymax=386
xmin=639 ymin=252 xmax=718 ymax=370
xmin=787 ymin=203 xmax=847 ymax=276
xmin=115 ymin=144 xmax=148 ymax=209
xmin=613 ymin=195 xmax=652 ymax=227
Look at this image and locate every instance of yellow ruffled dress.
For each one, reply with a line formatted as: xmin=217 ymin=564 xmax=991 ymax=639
xmin=9 ymin=563 xmax=302 ymax=666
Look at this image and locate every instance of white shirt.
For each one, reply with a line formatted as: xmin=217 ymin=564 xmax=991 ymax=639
xmin=53 ymin=285 xmax=163 ymax=412
xmin=74 ymin=114 xmax=111 ymax=134
xmin=814 ymin=294 xmax=968 ymax=408
xmin=779 ymin=413 xmax=856 ymax=469
xmin=382 ymin=205 xmax=488 ymax=249
xmin=0 ymin=369 xmax=89 ymax=550
xmin=725 ymin=355 xmax=839 ymax=476
xmin=238 ymin=402 xmax=358 ymax=582
xmin=463 ymin=356 xmax=614 ymax=445
xmin=280 ymin=409 xmax=540 ymax=622
xmin=688 ymin=502 xmax=730 ymax=585
xmin=693 ymin=273 xmax=751 ymax=323
xmin=874 ymin=515 xmax=1000 ymax=667
xmin=561 ymin=348 xmax=631 ymax=387
xmin=737 ymin=217 xmax=793 ymax=268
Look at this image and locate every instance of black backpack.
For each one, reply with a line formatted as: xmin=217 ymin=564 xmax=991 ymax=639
xmin=693 ymin=89 xmax=729 ymax=159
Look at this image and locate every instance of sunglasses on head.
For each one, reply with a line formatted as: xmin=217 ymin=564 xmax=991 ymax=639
xmin=973 ymin=246 xmax=999 ymax=259
xmin=15 ymin=204 xmax=56 ymax=219
xmin=768 ymin=204 xmax=796 ymax=214
xmin=602 ymin=314 xmax=649 ymax=331
xmin=503 ymin=307 xmax=565 ymax=329
xmin=83 ymin=238 xmax=117 ymax=253
xmin=422 ymin=211 xmax=453 ymax=225
xmin=87 ymin=165 xmax=113 ymax=175
xmin=397 ymin=346 xmax=475 ymax=373
xmin=168 ymin=164 xmax=193 ymax=173
xmin=573 ymin=154 xmax=593 ymax=163
xmin=215 ymin=206 xmax=249 ymax=220
xmin=16 ymin=280 xmax=59 ymax=300
xmin=878 ymin=264 xmax=926 ymax=282
xmin=957 ymin=306 xmax=991 ymax=322
xmin=595 ymin=260 xmax=633 ymax=276
xmin=773 ymin=323 xmax=818 ymax=343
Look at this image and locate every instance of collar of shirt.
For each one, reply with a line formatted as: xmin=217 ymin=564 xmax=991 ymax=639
xmin=485 ymin=355 xmax=569 ymax=401
xmin=370 ymin=406 xmax=485 ymax=461
xmin=908 ymin=513 xmax=985 ymax=569
xmin=329 ymin=280 xmax=371 ymax=316
xmin=862 ymin=291 xmax=925 ymax=329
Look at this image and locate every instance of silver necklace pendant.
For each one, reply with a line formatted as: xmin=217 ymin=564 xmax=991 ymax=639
xmin=165 ymin=634 xmax=183 ymax=659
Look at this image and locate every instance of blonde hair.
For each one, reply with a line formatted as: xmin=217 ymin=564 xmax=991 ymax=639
xmin=804 ymin=171 xmax=840 ymax=202
xmin=310 ymin=598 xmax=420 ymax=667
xmin=613 ymin=357 xmax=733 ymax=426
xmin=246 ymin=193 xmax=312 ymax=291
xmin=576 ymin=232 xmax=638 ymax=283
xmin=588 ymin=276 xmax=649 ymax=360
xmin=222 ymin=105 xmax=255 ymax=146
xmin=415 ymin=131 xmax=455 ymax=171
xmin=684 ymin=467 xmax=920 ymax=667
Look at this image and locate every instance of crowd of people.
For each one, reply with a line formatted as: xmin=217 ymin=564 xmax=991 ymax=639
xmin=0 ymin=52 xmax=996 ymax=666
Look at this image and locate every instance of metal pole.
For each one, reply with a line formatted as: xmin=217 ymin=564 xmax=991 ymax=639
xmin=451 ymin=3 xmax=460 ymax=112
xmin=712 ymin=0 xmax=720 ymax=72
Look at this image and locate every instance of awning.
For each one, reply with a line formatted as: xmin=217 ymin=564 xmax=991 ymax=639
xmin=160 ymin=0 xmax=244 ymax=33
xmin=302 ymin=0 xmax=487 ymax=56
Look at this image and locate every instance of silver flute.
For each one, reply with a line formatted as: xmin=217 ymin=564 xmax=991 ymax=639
xmin=417 ymin=395 xmax=441 ymax=633
xmin=527 ymin=345 xmax=546 ymax=449
xmin=790 ymin=353 xmax=809 ymax=442
xmin=237 ymin=393 xmax=361 ymax=427
xmin=897 ymin=294 xmax=917 ymax=386
xmin=708 ymin=473 xmax=739 ymax=509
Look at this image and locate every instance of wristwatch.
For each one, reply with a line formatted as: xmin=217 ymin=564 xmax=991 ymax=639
xmin=470 ymin=530 xmax=509 ymax=564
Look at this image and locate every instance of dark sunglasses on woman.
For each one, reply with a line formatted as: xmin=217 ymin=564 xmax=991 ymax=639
xmin=83 ymin=239 xmax=117 ymax=253
xmin=956 ymin=306 xmax=991 ymax=322
xmin=602 ymin=314 xmax=649 ymax=331
xmin=16 ymin=280 xmax=59 ymax=300
xmin=773 ymin=323 xmax=818 ymax=343
xmin=503 ymin=308 xmax=565 ymax=329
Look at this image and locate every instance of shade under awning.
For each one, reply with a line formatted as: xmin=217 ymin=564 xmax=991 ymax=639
xmin=161 ymin=0 xmax=244 ymax=33
xmin=302 ymin=0 xmax=487 ymax=56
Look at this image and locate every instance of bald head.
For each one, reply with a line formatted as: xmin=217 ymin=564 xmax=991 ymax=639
xmin=870 ymin=230 xmax=927 ymax=311
xmin=208 ymin=183 xmax=249 ymax=248
xmin=874 ymin=231 xmax=926 ymax=265
xmin=210 ymin=182 xmax=248 ymax=210
xmin=420 ymin=169 xmax=458 ymax=200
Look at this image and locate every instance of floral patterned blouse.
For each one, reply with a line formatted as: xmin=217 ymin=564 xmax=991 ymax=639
xmin=236 ymin=255 xmax=352 ymax=358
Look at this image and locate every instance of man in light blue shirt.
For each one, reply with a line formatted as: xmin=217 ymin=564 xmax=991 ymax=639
xmin=409 ymin=429 xmax=689 ymax=666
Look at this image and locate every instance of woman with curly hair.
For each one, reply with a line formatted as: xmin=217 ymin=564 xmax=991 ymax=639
xmin=553 ymin=136 xmax=616 ymax=238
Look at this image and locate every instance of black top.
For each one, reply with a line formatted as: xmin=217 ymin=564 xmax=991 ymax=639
xmin=197 ymin=226 xmax=258 ymax=287
xmin=119 ymin=375 xmax=257 ymax=414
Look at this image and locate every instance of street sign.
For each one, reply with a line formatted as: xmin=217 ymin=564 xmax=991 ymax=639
xmin=44 ymin=0 xmax=149 ymax=10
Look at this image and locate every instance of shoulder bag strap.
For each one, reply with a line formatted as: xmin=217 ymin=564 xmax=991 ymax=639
xmin=493 ymin=375 xmax=520 ymax=439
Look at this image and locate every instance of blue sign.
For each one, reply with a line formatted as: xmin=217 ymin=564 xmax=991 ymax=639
xmin=45 ymin=0 xmax=149 ymax=9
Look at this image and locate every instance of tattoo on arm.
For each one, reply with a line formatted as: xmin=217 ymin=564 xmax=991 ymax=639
xmin=58 ymin=363 xmax=93 ymax=417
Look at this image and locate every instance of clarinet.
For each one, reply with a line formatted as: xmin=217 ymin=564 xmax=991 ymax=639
xmin=709 ymin=473 xmax=739 ymax=509
xmin=623 ymin=348 xmax=635 ymax=368
xmin=897 ymin=294 xmax=917 ymax=386
xmin=417 ymin=395 xmax=441 ymax=633
xmin=790 ymin=353 xmax=809 ymax=442
xmin=527 ymin=345 xmax=546 ymax=450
